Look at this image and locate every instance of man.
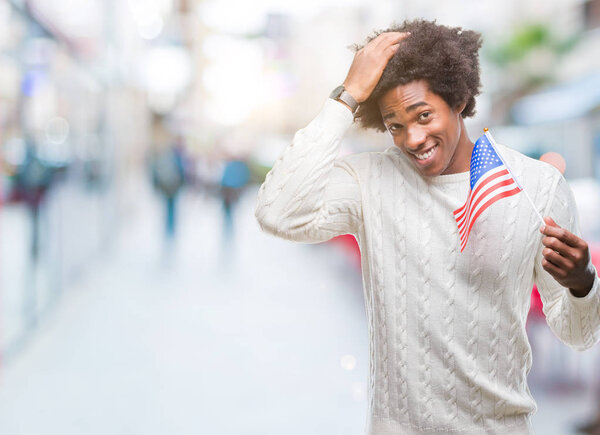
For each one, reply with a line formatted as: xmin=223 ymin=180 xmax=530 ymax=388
xmin=255 ymin=20 xmax=600 ymax=434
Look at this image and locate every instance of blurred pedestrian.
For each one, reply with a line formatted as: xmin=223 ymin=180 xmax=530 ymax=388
xmin=151 ymin=140 xmax=186 ymax=241
xmin=14 ymin=144 xmax=55 ymax=260
xmin=219 ymin=159 xmax=250 ymax=240
xmin=255 ymin=19 xmax=600 ymax=434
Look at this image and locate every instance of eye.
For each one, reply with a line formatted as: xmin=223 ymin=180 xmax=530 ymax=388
xmin=387 ymin=123 xmax=403 ymax=134
xmin=418 ymin=111 xmax=431 ymax=122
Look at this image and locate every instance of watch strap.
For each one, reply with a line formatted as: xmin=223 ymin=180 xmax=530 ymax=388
xmin=329 ymin=85 xmax=359 ymax=113
xmin=337 ymin=90 xmax=359 ymax=113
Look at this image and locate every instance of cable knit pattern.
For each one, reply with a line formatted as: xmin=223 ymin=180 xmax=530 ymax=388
xmin=391 ymin=156 xmax=409 ymax=423
xmin=255 ymin=99 xmax=600 ymax=435
xmin=555 ymin=183 xmax=575 ymax=346
xmin=520 ymin=176 xmax=552 ymax=397
xmin=363 ymin=241 xmax=377 ymax=416
xmin=443 ymin=207 xmax=458 ymax=425
xmin=491 ymin=189 xmax=518 ymax=424
xmin=582 ymin=310 xmax=594 ymax=350
xmin=370 ymin=156 xmax=390 ymax=418
xmin=281 ymin=137 xmax=339 ymax=220
xmin=418 ymin=183 xmax=433 ymax=427
xmin=467 ymin=211 xmax=487 ymax=425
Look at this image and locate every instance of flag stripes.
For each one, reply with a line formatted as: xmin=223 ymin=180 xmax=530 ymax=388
xmin=453 ymin=134 xmax=522 ymax=252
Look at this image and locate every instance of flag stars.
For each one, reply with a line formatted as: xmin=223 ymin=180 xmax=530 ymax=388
xmin=469 ymin=136 xmax=504 ymax=188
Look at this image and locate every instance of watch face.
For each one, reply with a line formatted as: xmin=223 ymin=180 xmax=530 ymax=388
xmin=330 ymin=85 xmax=345 ymax=99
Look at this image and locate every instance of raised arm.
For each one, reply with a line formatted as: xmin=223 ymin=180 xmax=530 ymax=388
xmin=255 ymin=32 xmax=408 ymax=243
xmin=254 ymin=100 xmax=360 ymax=243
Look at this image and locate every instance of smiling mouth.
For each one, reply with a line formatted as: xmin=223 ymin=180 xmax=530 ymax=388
xmin=414 ymin=145 xmax=438 ymax=161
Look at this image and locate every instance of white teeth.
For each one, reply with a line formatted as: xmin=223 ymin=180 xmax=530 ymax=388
xmin=415 ymin=146 xmax=436 ymax=160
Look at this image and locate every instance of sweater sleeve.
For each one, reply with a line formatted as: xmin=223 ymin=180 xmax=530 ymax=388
xmin=533 ymin=174 xmax=600 ymax=351
xmin=255 ymin=99 xmax=363 ymax=243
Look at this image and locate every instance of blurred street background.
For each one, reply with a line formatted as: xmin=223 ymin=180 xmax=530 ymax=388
xmin=0 ymin=0 xmax=600 ymax=434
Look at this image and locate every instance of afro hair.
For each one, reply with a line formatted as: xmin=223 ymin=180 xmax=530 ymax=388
xmin=353 ymin=19 xmax=483 ymax=131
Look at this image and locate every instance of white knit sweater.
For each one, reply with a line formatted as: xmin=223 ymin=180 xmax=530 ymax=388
xmin=255 ymin=99 xmax=600 ymax=434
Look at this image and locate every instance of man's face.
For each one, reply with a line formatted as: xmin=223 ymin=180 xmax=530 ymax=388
xmin=378 ymin=80 xmax=470 ymax=177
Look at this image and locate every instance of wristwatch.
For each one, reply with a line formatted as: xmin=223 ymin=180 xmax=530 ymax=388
xmin=329 ymin=85 xmax=359 ymax=113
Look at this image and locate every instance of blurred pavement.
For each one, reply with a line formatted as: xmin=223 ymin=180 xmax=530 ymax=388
xmin=0 ymin=186 xmax=369 ymax=435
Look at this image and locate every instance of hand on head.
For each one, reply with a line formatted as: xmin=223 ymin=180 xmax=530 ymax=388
xmin=343 ymin=32 xmax=410 ymax=104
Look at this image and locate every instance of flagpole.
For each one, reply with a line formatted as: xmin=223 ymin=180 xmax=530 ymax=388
xmin=483 ymin=129 xmax=545 ymax=227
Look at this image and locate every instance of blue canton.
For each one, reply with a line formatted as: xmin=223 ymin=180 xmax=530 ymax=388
xmin=469 ymin=135 xmax=503 ymax=189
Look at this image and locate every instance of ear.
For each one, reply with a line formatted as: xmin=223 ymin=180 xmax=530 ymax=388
xmin=455 ymin=100 xmax=467 ymax=115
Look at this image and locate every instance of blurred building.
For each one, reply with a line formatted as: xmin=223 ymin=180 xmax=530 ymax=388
xmin=0 ymin=0 xmax=192 ymax=360
xmin=485 ymin=0 xmax=600 ymax=182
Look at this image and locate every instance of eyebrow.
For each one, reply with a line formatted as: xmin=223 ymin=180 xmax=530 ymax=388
xmin=382 ymin=101 xmax=428 ymax=121
xmin=406 ymin=101 xmax=427 ymax=112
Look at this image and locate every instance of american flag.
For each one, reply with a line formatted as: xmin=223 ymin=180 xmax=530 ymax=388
xmin=453 ymin=132 xmax=522 ymax=252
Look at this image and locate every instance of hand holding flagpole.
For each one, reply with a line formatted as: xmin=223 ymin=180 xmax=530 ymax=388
xmin=464 ymin=131 xmax=595 ymax=295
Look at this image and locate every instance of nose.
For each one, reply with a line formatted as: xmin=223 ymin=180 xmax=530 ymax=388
xmin=404 ymin=125 xmax=427 ymax=152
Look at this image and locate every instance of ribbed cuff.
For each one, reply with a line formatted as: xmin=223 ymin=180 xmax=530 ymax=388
xmin=567 ymin=265 xmax=599 ymax=307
